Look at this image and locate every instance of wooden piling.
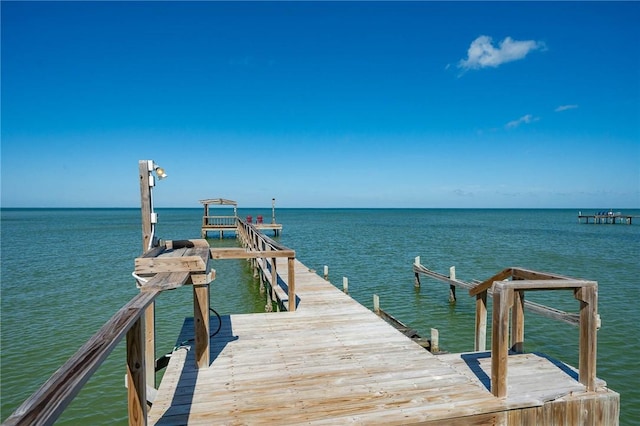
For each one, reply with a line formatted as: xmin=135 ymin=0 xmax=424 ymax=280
xmin=448 ymin=266 xmax=456 ymax=303
xmin=430 ymin=328 xmax=439 ymax=353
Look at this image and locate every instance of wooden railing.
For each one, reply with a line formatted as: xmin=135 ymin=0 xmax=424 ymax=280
xmin=202 ymin=215 xmax=237 ymax=227
xmin=210 ymin=218 xmax=296 ymax=312
xmin=413 ymin=260 xmax=600 ymax=399
xmin=480 ymin=277 xmax=598 ymax=398
xmin=469 ymin=268 xmax=600 ymax=397
xmin=2 ymin=290 xmax=158 ymax=426
xmin=3 ymin=240 xmax=212 ymax=426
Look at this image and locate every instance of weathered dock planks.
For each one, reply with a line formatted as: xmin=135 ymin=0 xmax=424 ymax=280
xmin=148 ymin=256 xmax=619 ymax=425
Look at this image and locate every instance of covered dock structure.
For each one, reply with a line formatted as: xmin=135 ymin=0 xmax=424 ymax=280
xmin=200 ymin=198 xmax=283 ymax=238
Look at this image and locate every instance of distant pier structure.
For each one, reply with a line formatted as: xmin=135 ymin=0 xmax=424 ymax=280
xmin=578 ymin=210 xmax=635 ymax=225
xmin=200 ymin=197 xmax=283 ymax=238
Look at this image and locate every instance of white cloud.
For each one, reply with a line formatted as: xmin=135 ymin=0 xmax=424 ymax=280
xmin=505 ymin=114 xmax=539 ymax=129
xmin=458 ymin=35 xmax=545 ymax=71
xmin=555 ymin=104 xmax=579 ymax=112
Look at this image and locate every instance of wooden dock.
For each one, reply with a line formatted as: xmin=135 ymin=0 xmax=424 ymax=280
xmin=148 ymin=255 xmax=618 ymax=425
xmin=3 ymin=161 xmax=619 ymax=426
xmin=578 ymin=211 xmax=635 ymax=224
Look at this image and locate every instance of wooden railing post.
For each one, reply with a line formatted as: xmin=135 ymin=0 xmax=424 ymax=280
xmin=126 ymin=317 xmax=147 ymax=426
xmin=491 ymin=282 xmax=513 ymax=398
xmin=193 ymin=283 xmax=210 ymax=368
xmin=576 ymin=285 xmax=598 ymax=391
xmin=474 ymin=290 xmax=487 ymax=351
xmin=511 ymin=290 xmax=525 ymax=353
xmin=288 ymin=257 xmax=296 ymax=312
xmin=271 ymin=257 xmax=277 ymax=310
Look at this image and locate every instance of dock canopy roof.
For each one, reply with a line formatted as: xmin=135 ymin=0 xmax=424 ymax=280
xmin=199 ymin=198 xmax=237 ymax=207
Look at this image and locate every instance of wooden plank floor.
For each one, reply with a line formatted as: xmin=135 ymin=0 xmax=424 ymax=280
xmin=148 ymin=258 xmax=611 ymax=425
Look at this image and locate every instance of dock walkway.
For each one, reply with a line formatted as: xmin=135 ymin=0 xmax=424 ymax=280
xmin=148 ymin=257 xmax=616 ymax=425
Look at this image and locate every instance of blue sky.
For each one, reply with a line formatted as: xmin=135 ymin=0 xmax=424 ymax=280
xmin=2 ymin=1 xmax=639 ymax=208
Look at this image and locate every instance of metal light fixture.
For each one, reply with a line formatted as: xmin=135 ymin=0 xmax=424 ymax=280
xmin=155 ymin=166 xmax=167 ymax=180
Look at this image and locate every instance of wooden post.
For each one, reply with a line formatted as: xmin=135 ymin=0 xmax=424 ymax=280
xmin=475 ymin=290 xmax=487 ymax=351
xmin=323 ymin=265 xmax=329 ymax=280
xmin=430 ymin=328 xmax=439 ymax=353
xmin=491 ymin=282 xmax=513 ymax=398
xmin=343 ymin=277 xmax=349 ymax=294
xmin=448 ymin=266 xmax=456 ymax=303
xmin=576 ymin=285 xmax=598 ymax=391
xmin=373 ymin=294 xmax=380 ymax=314
xmin=288 ymin=257 xmax=296 ymax=312
xmin=511 ymin=290 xmax=525 ymax=353
xmin=269 ymin=258 xmax=277 ymax=312
xmin=265 ymin=285 xmax=273 ymax=312
xmin=258 ymin=265 xmax=265 ymax=294
xmin=272 ymin=198 xmax=276 ymax=224
xmin=138 ymin=160 xmax=156 ymax=394
xmin=414 ymin=256 xmax=421 ymax=288
xmin=193 ymin=284 xmax=210 ymax=368
xmin=126 ymin=317 xmax=147 ymax=426
xmin=139 ymin=161 xmax=153 ymax=253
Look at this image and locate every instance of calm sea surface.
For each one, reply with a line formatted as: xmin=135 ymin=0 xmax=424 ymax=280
xmin=1 ymin=208 xmax=639 ymax=424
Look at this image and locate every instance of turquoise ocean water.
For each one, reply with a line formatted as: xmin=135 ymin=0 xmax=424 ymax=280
xmin=1 ymin=208 xmax=639 ymax=424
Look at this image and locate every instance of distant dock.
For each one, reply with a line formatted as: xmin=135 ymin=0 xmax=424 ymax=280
xmin=578 ymin=210 xmax=635 ymax=225
xmin=200 ymin=198 xmax=283 ymax=238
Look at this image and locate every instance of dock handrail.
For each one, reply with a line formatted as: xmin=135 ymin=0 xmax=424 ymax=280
xmin=413 ymin=262 xmax=581 ymax=329
xmin=1 ymin=271 xmax=190 ymax=426
xmin=4 ymin=160 xmax=216 ymax=426
xmin=413 ymin=259 xmax=599 ymax=398
xmin=209 ymin=218 xmax=297 ymax=312
xmin=489 ymin=278 xmax=598 ymax=397
xmin=202 ymin=215 xmax=237 ymax=227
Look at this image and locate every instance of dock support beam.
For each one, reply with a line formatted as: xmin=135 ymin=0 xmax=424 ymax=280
xmin=474 ymin=291 xmax=487 ymax=351
xmin=126 ymin=317 xmax=147 ymax=426
xmin=138 ymin=160 xmax=156 ymax=395
xmin=288 ymin=257 xmax=296 ymax=312
xmin=193 ymin=284 xmax=210 ymax=368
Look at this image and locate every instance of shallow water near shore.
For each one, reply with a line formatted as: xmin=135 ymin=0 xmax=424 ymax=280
xmin=1 ymin=208 xmax=638 ymax=424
